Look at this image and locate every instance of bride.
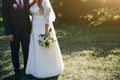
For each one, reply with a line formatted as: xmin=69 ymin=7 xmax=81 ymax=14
xmin=25 ymin=0 xmax=64 ymax=78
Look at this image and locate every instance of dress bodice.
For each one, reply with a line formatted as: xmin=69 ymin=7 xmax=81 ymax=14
xmin=30 ymin=3 xmax=43 ymax=16
xmin=30 ymin=1 xmax=52 ymax=24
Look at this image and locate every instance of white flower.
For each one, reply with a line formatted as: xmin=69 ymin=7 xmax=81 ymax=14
xmin=13 ymin=4 xmax=18 ymax=10
xmin=48 ymin=40 xmax=52 ymax=44
xmin=46 ymin=38 xmax=49 ymax=40
xmin=38 ymin=34 xmax=56 ymax=48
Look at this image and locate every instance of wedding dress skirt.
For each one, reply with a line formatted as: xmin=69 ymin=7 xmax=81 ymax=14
xmin=25 ymin=3 xmax=64 ymax=78
xmin=26 ymin=15 xmax=64 ymax=78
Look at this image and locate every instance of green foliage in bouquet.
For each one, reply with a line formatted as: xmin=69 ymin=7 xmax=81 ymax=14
xmin=38 ymin=29 xmax=56 ymax=48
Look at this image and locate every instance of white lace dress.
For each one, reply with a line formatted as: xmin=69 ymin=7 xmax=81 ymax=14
xmin=25 ymin=2 xmax=64 ymax=78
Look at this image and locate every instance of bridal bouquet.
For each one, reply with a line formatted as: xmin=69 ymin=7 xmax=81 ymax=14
xmin=38 ymin=29 xmax=55 ymax=48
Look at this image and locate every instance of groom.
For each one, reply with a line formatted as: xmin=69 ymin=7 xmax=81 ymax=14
xmin=2 ymin=0 xmax=31 ymax=79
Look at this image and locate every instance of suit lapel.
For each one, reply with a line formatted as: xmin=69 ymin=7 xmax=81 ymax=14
xmin=13 ymin=0 xmax=18 ymax=5
xmin=11 ymin=0 xmax=20 ymax=10
xmin=12 ymin=0 xmax=25 ymax=9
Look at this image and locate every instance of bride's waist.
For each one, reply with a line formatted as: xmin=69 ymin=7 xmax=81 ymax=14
xmin=32 ymin=16 xmax=45 ymax=20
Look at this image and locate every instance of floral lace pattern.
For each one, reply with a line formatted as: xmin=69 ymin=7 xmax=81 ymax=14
xmin=42 ymin=0 xmax=52 ymax=24
xmin=30 ymin=0 xmax=52 ymax=24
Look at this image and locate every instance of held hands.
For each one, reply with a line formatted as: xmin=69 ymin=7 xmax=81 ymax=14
xmin=7 ymin=34 xmax=14 ymax=41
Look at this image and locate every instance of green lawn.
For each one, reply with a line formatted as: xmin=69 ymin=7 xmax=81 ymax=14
xmin=0 ymin=19 xmax=120 ymax=80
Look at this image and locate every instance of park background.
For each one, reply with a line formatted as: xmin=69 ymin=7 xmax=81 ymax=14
xmin=0 ymin=0 xmax=120 ymax=80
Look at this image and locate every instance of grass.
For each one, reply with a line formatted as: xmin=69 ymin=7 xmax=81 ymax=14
xmin=0 ymin=19 xmax=120 ymax=80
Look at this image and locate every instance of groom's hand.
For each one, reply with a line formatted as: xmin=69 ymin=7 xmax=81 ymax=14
xmin=7 ymin=34 xmax=14 ymax=41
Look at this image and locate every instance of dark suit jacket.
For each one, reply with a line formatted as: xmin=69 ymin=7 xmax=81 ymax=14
xmin=2 ymin=0 xmax=32 ymax=35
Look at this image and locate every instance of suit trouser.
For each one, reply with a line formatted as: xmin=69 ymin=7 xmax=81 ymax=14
xmin=10 ymin=32 xmax=30 ymax=74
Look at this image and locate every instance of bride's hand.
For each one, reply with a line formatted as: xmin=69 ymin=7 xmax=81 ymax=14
xmin=45 ymin=24 xmax=50 ymax=36
xmin=45 ymin=30 xmax=50 ymax=36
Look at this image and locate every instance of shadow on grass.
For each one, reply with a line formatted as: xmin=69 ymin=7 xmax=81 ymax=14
xmin=55 ymin=24 xmax=120 ymax=80
xmin=112 ymin=74 xmax=120 ymax=80
xmin=1 ymin=22 xmax=120 ymax=80
xmin=0 ymin=20 xmax=3 ymax=27
xmin=2 ymin=68 xmax=59 ymax=80
xmin=56 ymin=24 xmax=120 ymax=57
xmin=2 ymin=75 xmax=14 ymax=80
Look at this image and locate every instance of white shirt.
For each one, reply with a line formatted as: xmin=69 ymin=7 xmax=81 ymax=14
xmin=16 ymin=0 xmax=24 ymax=6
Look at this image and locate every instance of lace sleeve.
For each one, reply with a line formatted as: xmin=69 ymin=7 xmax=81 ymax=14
xmin=42 ymin=0 xmax=52 ymax=24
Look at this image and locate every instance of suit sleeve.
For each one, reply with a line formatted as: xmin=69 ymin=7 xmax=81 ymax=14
xmin=2 ymin=0 xmax=12 ymax=35
xmin=25 ymin=0 xmax=32 ymax=15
